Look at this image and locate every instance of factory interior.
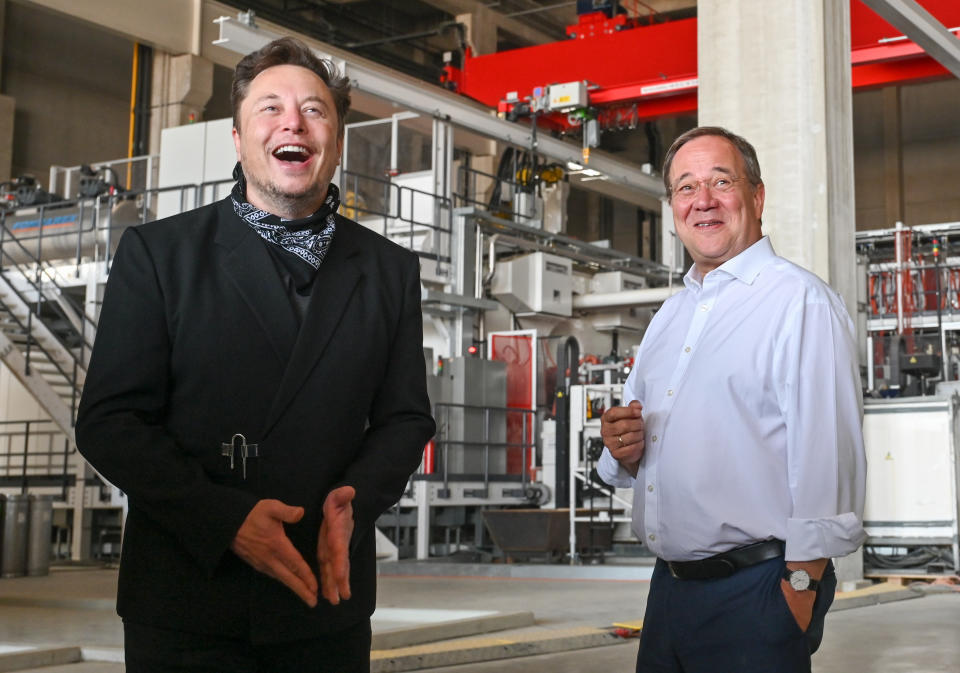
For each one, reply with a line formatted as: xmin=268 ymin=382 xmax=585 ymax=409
xmin=0 ymin=0 xmax=959 ymax=670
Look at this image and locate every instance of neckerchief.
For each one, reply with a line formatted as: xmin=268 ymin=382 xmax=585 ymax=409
xmin=229 ymin=163 xmax=338 ymax=270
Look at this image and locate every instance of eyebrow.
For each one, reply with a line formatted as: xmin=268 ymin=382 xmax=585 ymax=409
xmin=251 ymin=94 xmax=329 ymax=108
xmin=672 ymin=166 xmax=736 ymax=184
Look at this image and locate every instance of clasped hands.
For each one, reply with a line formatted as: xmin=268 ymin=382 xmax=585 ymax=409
xmin=600 ymin=400 xmax=645 ymax=477
xmin=230 ymin=485 xmax=355 ymax=608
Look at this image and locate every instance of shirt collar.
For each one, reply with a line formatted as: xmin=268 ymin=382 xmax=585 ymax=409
xmin=683 ymin=236 xmax=776 ymax=290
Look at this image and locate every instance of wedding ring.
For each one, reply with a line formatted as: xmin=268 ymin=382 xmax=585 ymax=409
xmin=618 ymin=435 xmax=624 ymax=445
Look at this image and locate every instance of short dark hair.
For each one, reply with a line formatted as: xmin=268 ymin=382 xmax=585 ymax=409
xmin=662 ymin=126 xmax=762 ymax=201
xmin=231 ymin=37 xmax=351 ymax=138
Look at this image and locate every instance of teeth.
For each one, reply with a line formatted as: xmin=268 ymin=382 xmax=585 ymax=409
xmin=273 ymin=145 xmax=308 ymax=155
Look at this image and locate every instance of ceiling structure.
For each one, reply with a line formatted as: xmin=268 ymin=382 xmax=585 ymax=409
xmin=218 ymin=0 xmax=697 ymax=84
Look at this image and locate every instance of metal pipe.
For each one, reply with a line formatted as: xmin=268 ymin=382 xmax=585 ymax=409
xmin=474 ymin=227 xmax=484 ymax=300
xmin=484 ymin=233 xmax=499 ymax=286
xmin=895 ymin=221 xmax=904 ymax=335
xmin=572 ymin=286 xmax=681 ymax=310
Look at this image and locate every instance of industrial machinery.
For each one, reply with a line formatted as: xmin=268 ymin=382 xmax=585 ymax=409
xmin=857 ymin=221 xmax=960 ymax=397
xmin=0 ymin=175 xmax=63 ymax=211
xmin=862 ymin=395 xmax=959 ymax=574
xmin=9 ymin=6 xmax=959 ymax=571
xmin=857 ymin=221 xmax=960 ymax=573
xmin=442 ymin=0 xmax=960 ymax=162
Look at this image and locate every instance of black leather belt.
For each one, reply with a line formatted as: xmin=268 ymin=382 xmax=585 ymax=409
xmin=666 ymin=539 xmax=785 ymax=580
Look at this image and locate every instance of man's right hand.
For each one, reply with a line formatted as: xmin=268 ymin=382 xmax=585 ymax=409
xmin=601 ymin=400 xmax=645 ymax=477
xmin=230 ymin=499 xmax=319 ymax=608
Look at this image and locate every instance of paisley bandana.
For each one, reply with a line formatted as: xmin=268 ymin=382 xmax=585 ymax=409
xmin=229 ymin=163 xmax=338 ymax=270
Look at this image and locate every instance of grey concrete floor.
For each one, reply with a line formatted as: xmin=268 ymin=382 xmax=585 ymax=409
xmin=1 ymin=567 xmax=958 ymax=672
xmin=421 ymin=591 xmax=960 ymax=673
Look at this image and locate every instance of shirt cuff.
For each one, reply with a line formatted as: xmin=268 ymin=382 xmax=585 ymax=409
xmin=597 ymin=447 xmax=636 ymax=489
xmin=784 ymin=512 xmax=867 ymax=561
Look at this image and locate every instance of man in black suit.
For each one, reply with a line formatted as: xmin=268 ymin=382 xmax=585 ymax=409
xmin=76 ymin=37 xmax=435 ymax=672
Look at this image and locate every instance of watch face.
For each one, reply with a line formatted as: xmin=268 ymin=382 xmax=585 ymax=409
xmin=789 ymin=569 xmax=811 ymax=591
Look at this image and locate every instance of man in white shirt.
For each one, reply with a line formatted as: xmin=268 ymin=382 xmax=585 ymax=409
xmin=598 ymin=126 xmax=866 ymax=672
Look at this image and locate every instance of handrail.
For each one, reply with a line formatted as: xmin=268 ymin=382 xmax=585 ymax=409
xmin=338 ymin=168 xmax=453 ymax=231
xmin=0 ymin=217 xmax=95 ymax=360
xmin=432 ymin=401 xmax=537 ymax=490
xmin=0 ymin=418 xmax=72 ymax=495
xmin=0 ymin=169 xmax=457 ymax=420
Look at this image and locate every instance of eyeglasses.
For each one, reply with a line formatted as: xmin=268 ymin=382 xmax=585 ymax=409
xmin=671 ymin=176 xmax=745 ymax=201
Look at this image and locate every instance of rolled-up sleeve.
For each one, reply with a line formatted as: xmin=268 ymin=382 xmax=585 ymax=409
xmin=776 ymin=294 xmax=867 ymax=561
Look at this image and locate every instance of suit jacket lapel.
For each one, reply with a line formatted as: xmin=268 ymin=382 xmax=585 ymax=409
xmin=261 ymin=219 xmax=363 ymax=437
xmin=215 ymin=205 xmax=298 ymax=365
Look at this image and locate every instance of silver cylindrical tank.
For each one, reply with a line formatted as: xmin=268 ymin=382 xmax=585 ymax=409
xmin=0 ymin=198 xmax=146 ymax=264
xmin=27 ymin=495 xmax=53 ymax=576
xmin=0 ymin=494 xmax=29 ymax=577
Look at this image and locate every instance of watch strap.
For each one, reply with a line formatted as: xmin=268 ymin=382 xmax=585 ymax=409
xmin=783 ymin=567 xmax=820 ymax=591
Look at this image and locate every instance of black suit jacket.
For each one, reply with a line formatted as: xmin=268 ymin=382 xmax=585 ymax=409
xmin=75 ymin=197 xmax=435 ymax=643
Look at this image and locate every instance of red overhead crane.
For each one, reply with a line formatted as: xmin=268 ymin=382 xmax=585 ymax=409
xmin=440 ymin=0 xmax=960 ymax=138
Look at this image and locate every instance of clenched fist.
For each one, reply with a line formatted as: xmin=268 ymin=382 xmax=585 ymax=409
xmin=600 ymin=400 xmax=645 ymax=477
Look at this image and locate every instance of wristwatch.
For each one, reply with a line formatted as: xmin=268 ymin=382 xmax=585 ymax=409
xmin=783 ymin=567 xmax=820 ymax=592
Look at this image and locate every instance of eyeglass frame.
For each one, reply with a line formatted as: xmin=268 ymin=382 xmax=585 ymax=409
xmin=669 ymin=175 xmax=750 ymax=202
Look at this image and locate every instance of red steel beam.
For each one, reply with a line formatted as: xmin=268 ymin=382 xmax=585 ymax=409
xmin=445 ymin=0 xmax=960 ymax=124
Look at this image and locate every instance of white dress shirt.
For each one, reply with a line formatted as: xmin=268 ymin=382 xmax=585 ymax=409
xmin=598 ymin=237 xmax=867 ymax=562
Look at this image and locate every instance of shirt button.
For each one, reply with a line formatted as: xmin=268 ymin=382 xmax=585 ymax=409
xmin=648 ymin=534 xmax=656 ymax=541
xmin=652 ymin=435 xmax=658 ymax=442
xmin=647 ymin=484 xmax=654 ymax=492
xmin=685 ymin=346 xmax=691 ymax=353
xmin=700 ymin=304 xmax=708 ymax=311
xmin=667 ymin=389 xmax=673 ymax=396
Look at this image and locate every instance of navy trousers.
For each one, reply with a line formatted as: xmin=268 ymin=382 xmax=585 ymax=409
xmin=123 ymin=618 xmax=372 ymax=673
xmin=636 ymin=557 xmax=836 ymax=673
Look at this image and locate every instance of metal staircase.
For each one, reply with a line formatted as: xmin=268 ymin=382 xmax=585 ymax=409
xmin=0 ymin=226 xmax=93 ymax=444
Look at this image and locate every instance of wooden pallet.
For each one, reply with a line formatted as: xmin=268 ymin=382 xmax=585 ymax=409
xmin=865 ymin=571 xmax=960 ymax=586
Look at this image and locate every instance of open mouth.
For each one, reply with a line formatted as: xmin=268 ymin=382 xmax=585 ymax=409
xmin=272 ymin=144 xmax=312 ymax=163
xmin=694 ymin=220 xmax=723 ymax=228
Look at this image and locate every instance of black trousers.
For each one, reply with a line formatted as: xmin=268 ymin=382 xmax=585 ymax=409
xmin=123 ymin=618 xmax=372 ymax=673
xmin=636 ymin=557 xmax=836 ymax=673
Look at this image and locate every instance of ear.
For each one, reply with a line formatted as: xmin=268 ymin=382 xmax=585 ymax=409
xmin=753 ymin=182 xmax=765 ymax=222
xmin=337 ymin=135 xmax=344 ymax=163
xmin=232 ymin=126 xmax=242 ymax=160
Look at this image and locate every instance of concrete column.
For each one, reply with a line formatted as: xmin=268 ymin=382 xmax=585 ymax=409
xmin=148 ymin=52 xmax=214 ymax=155
xmin=456 ymin=5 xmax=499 ymax=56
xmin=697 ymin=0 xmax=856 ymax=312
xmin=698 ymin=0 xmax=864 ymax=588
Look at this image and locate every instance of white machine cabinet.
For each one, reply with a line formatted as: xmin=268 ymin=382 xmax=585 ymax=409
xmin=863 ymin=396 xmax=960 ymax=571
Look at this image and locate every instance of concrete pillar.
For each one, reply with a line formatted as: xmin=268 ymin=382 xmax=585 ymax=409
xmin=697 ymin=0 xmax=856 ymax=311
xmin=456 ymin=5 xmax=498 ymax=56
xmin=148 ymin=52 xmax=213 ymax=155
xmin=698 ymin=0 xmax=864 ymax=588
